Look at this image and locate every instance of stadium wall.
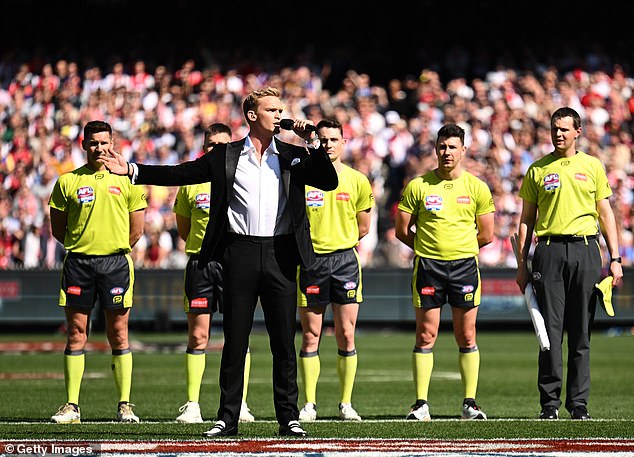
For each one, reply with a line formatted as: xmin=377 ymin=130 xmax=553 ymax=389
xmin=0 ymin=268 xmax=632 ymax=328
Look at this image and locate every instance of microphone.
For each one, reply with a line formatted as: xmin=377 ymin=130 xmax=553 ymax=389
xmin=280 ymin=119 xmax=317 ymax=132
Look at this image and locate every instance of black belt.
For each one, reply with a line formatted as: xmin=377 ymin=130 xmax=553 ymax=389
xmin=537 ymin=234 xmax=598 ymax=243
xmin=67 ymin=251 xmax=125 ymax=259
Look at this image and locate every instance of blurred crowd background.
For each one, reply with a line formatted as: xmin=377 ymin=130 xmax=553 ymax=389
xmin=1 ymin=0 xmax=633 ymax=270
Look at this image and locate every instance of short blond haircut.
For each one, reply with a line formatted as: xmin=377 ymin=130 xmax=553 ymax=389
xmin=242 ymin=86 xmax=281 ymax=119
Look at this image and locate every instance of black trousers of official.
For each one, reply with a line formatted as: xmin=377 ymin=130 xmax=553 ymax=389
xmin=217 ymin=234 xmax=300 ymax=428
xmin=531 ymin=238 xmax=601 ymax=412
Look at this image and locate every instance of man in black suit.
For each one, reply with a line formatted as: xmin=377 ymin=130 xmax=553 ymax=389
xmin=101 ymin=87 xmax=338 ymax=437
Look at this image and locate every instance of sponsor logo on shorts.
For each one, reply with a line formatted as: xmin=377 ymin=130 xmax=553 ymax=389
xmin=110 ymin=287 xmax=124 ymax=295
xmin=543 ymin=173 xmax=560 ymax=191
xmin=344 ymin=281 xmax=357 ymax=290
xmin=67 ymin=286 xmax=81 ymax=295
xmin=336 ymin=192 xmax=350 ymax=201
xmin=77 ymin=186 xmax=95 ymax=204
xmin=108 ymin=186 xmax=121 ymax=195
xmin=461 ymin=285 xmax=474 ymax=293
xmin=464 ymin=293 xmax=474 ymax=301
xmin=191 ymin=298 xmax=208 ymax=308
xmin=420 ymin=286 xmax=435 ymax=295
xmin=195 ymin=193 xmax=210 ymax=209
xmin=347 ymin=290 xmax=356 ymax=298
xmin=306 ymin=190 xmax=324 ymax=207
xmin=574 ymin=173 xmax=587 ymax=181
xmin=456 ymin=196 xmax=471 ymax=204
xmin=424 ymin=195 xmax=442 ymax=211
xmin=113 ymin=296 xmax=122 ymax=304
xmin=306 ymin=285 xmax=320 ymax=294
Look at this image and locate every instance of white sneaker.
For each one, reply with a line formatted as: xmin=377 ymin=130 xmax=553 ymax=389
xmin=406 ymin=401 xmax=431 ymax=421
xmin=176 ymin=401 xmax=203 ymax=423
xmin=298 ymin=403 xmax=317 ymax=422
xmin=461 ymin=399 xmax=487 ymax=420
xmin=339 ymin=402 xmax=362 ymax=421
xmin=239 ymin=401 xmax=255 ymax=422
xmin=51 ymin=403 xmax=81 ymax=424
xmin=117 ymin=402 xmax=140 ymax=423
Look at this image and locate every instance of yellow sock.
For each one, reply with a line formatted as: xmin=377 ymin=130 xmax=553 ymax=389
xmin=185 ymin=349 xmax=206 ymax=403
xmin=413 ymin=348 xmax=433 ymax=401
xmin=242 ymin=349 xmax=251 ymax=403
xmin=64 ymin=349 xmax=85 ymax=405
xmin=458 ymin=346 xmax=480 ymax=399
xmin=337 ymin=349 xmax=358 ymax=404
xmin=111 ymin=349 xmax=133 ymax=403
xmin=299 ymin=351 xmax=320 ymax=405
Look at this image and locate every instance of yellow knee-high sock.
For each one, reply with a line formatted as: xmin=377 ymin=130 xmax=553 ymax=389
xmin=242 ymin=348 xmax=251 ymax=403
xmin=185 ymin=348 xmax=206 ymax=403
xmin=413 ymin=348 xmax=433 ymax=401
xmin=337 ymin=349 xmax=358 ymax=404
xmin=299 ymin=350 xmax=320 ymax=405
xmin=64 ymin=349 xmax=85 ymax=405
xmin=458 ymin=346 xmax=480 ymax=399
xmin=111 ymin=349 xmax=133 ymax=403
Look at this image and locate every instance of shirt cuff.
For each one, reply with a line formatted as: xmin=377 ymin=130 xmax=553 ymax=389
xmin=130 ymin=162 xmax=139 ymax=184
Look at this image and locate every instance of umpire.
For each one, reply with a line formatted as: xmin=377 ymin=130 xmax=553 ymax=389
xmin=515 ymin=107 xmax=623 ymax=420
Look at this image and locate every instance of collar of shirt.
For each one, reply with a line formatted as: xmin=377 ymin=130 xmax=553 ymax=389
xmin=242 ymin=135 xmax=280 ymax=159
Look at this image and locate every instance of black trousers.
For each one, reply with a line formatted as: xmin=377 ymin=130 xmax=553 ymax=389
xmin=217 ymin=234 xmax=300 ymax=427
xmin=531 ymin=237 xmax=601 ymax=411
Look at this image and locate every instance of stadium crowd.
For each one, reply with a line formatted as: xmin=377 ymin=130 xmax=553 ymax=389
xmin=1 ymin=54 xmax=633 ymax=270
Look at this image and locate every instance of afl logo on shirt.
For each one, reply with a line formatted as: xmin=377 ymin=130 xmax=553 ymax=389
xmin=77 ymin=186 xmax=95 ymax=204
xmin=195 ymin=193 xmax=210 ymax=209
xmin=424 ymin=195 xmax=442 ymax=211
xmin=306 ymin=190 xmax=324 ymax=207
xmin=543 ymin=173 xmax=560 ymax=191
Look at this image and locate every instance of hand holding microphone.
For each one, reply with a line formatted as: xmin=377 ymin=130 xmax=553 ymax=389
xmin=280 ymin=119 xmax=319 ymax=148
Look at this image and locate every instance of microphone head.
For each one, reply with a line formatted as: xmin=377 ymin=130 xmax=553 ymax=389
xmin=280 ymin=119 xmax=295 ymax=130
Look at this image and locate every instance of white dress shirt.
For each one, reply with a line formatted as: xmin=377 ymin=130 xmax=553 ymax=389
xmin=227 ymin=136 xmax=292 ymax=236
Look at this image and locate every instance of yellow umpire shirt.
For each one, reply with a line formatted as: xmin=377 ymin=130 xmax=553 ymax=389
xmin=398 ymin=170 xmax=495 ymax=260
xmin=305 ymin=164 xmax=374 ymax=254
xmin=173 ymin=182 xmax=210 ymax=255
xmin=49 ymin=165 xmax=147 ymax=255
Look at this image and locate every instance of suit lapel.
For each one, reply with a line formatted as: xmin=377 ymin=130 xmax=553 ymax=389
xmin=225 ymin=140 xmax=244 ymax=196
xmin=275 ymin=138 xmax=292 ymax=197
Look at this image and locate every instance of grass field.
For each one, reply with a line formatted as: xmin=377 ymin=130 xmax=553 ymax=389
xmin=1 ymin=327 xmax=633 ymax=439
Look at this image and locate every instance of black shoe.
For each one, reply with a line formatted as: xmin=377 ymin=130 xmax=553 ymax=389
xmin=570 ymin=405 xmax=591 ymax=420
xmin=202 ymin=420 xmax=238 ymax=437
xmin=539 ymin=406 xmax=559 ymax=419
xmin=279 ymin=420 xmax=308 ymax=437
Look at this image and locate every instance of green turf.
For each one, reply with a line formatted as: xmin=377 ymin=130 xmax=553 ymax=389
xmin=1 ymin=328 xmax=633 ymax=439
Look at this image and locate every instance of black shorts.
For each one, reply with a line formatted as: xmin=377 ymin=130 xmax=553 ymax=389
xmin=298 ymin=248 xmax=362 ymax=308
xmin=59 ymin=252 xmax=134 ymax=311
xmin=412 ymin=256 xmax=481 ymax=309
xmin=183 ymin=255 xmax=223 ymax=314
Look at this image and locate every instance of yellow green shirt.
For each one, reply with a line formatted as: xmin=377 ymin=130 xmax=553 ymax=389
xmin=48 ymin=165 xmax=147 ymax=255
xmin=173 ymin=182 xmax=211 ymax=255
xmin=519 ymin=151 xmax=612 ymax=236
xmin=305 ymin=164 xmax=374 ymax=254
xmin=398 ymin=171 xmax=495 ymax=260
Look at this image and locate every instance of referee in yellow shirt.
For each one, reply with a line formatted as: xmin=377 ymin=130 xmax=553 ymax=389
xmin=297 ymin=118 xmax=374 ymax=422
xmin=396 ymin=123 xmax=495 ymax=421
xmin=515 ymin=107 xmax=623 ymax=420
xmin=49 ymin=120 xmax=147 ymax=424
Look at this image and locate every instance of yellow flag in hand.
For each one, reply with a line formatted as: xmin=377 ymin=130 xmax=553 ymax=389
xmin=594 ymin=276 xmax=615 ymax=317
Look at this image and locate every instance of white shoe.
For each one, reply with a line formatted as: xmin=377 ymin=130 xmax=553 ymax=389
xmin=51 ymin=403 xmax=81 ymax=424
xmin=239 ymin=401 xmax=255 ymax=422
xmin=461 ymin=399 xmax=487 ymax=420
xmin=339 ymin=402 xmax=362 ymax=421
xmin=298 ymin=403 xmax=317 ymax=422
xmin=176 ymin=401 xmax=203 ymax=423
xmin=406 ymin=401 xmax=431 ymax=421
xmin=117 ymin=402 xmax=140 ymax=423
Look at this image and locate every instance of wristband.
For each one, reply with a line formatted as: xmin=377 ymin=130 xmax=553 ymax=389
xmin=610 ymin=257 xmax=622 ymax=264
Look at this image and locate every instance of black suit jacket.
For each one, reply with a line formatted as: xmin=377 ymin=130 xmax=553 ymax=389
xmin=135 ymin=137 xmax=338 ymax=268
